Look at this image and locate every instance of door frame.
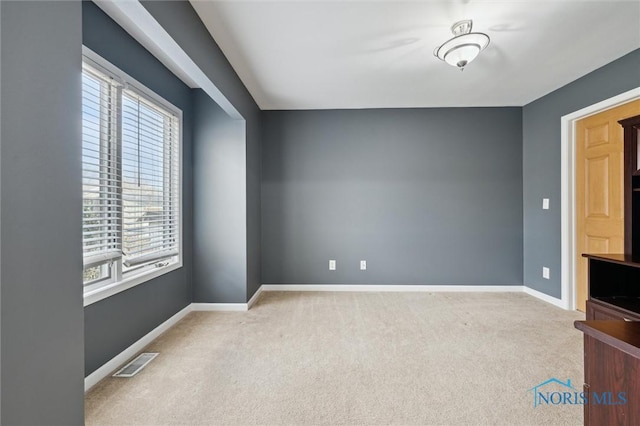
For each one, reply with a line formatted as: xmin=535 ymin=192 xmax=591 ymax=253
xmin=561 ymin=87 xmax=640 ymax=310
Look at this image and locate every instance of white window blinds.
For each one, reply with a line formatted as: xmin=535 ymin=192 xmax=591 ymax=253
xmin=81 ymin=58 xmax=181 ymax=285
xmin=121 ymin=90 xmax=180 ymax=267
xmin=82 ymin=65 xmax=122 ymax=269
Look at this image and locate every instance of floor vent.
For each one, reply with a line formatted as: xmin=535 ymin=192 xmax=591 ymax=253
xmin=113 ymin=353 xmax=158 ymax=378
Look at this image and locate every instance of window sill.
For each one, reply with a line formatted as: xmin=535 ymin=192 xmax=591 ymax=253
xmin=83 ymin=261 xmax=182 ymax=307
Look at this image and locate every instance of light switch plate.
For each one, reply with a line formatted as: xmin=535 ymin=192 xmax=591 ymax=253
xmin=329 ymin=260 xmax=336 ymax=271
xmin=542 ymin=198 xmax=550 ymax=210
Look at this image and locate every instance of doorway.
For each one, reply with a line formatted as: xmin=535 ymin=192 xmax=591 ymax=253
xmin=561 ymin=88 xmax=640 ymax=312
xmin=575 ymin=100 xmax=640 ymax=311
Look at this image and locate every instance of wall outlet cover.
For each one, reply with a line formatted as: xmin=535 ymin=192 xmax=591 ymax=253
xmin=360 ymin=260 xmax=367 ymax=270
xmin=542 ymin=267 xmax=550 ymax=279
xmin=329 ymin=260 xmax=336 ymax=271
xmin=542 ymin=198 xmax=550 ymax=210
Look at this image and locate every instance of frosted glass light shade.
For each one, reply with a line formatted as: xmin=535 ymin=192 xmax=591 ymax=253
xmin=443 ymin=44 xmax=481 ymax=68
xmin=434 ymin=22 xmax=490 ymax=70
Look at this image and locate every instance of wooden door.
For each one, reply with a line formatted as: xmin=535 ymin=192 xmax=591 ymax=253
xmin=576 ymin=100 xmax=640 ymax=312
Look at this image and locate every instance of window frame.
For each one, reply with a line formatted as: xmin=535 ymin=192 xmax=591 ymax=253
xmin=82 ymin=46 xmax=183 ymax=307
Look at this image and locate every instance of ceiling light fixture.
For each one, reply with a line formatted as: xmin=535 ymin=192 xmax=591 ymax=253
xmin=434 ymin=20 xmax=490 ymax=71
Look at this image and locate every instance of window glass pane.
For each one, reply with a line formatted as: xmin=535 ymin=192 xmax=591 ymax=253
xmin=82 ymin=72 xmax=104 ymax=258
xmin=83 ymin=264 xmax=109 ymax=283
xmin=82 ymin=67 xmax=121 ymax=284
xmin=121 ymin=92 xmax=179 ymax=268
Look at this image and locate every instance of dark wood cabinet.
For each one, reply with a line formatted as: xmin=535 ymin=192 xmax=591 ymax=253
xmin=587 ymin=299 xmax=640 ymax=321
xmin=584 ymin=253 xmax=640 ymax=320
xmin=575 ymin=321 xmax=640 ymax=426
xmin=622 ymin=115 xmax=640 ymax=254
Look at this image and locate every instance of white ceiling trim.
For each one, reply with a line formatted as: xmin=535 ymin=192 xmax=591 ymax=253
xmin=94 ymin=0 xmax=243 ymax=120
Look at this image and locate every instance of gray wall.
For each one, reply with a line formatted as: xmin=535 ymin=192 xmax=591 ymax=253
xmin=1 ymin=1 xmax=84 ymax=424
xmin=262 ymin=108 xmax=523 ymax=285
xmin=193 ymin=91 xmax=247 ymax=303
xmin=0 ymin=1 xmax=3 ymax=420
xmin=82 ymin=2 xmax=193 ymax=376
xmin=523 ymin=49 xmax=640 ymax=298
xmin=142 ymin=1 xmax=262 ymax=302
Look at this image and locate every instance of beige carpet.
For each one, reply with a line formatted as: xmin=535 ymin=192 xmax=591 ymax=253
xmin=86 ymin=291 xmax=585 ymax=425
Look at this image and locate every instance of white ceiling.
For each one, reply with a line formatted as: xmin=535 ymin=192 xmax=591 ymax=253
xmin=190 ymin=0 xmax=640 ymax=110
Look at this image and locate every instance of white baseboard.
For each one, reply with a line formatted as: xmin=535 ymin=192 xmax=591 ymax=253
xmin=191 ymin=303 xmax=248 ymax=312
xmin=84 ymin=304 xmax=192 ymax=392
xmin=191 ymin=287 xmax=264 ymax=312
xmin=523 ymin=286 xmax=566 ymax=309
xmin=247 ymin=286 xmax=263 ymax=309
xmin=260 ymin=284 xmax=523 ymax=292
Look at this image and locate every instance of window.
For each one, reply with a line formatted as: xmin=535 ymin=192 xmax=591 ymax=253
xmin=82 ymin=48 xmax=182 ymax=304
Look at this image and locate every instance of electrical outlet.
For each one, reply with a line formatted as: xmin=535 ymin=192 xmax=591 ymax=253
xmin=542 ymin=267 xmax=550 ymax=279
xmin=329 ymin=260 xmax=336 ymax=271
xmin=360 ymin=260 xmax=367 ymax=270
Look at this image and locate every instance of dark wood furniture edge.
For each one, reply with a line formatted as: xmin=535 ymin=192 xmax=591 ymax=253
xmin=582 ymin=253 xmax=640 ymax=269
xmin=618 ymin=115 xmax=640 ymax=128
xmin=588 ymin=298 xmax=640 ymax=321
xmin=575 ymin=320 xmax=640 ymax=359
xmin=621 ymin=114 xmax=640 ymax=254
